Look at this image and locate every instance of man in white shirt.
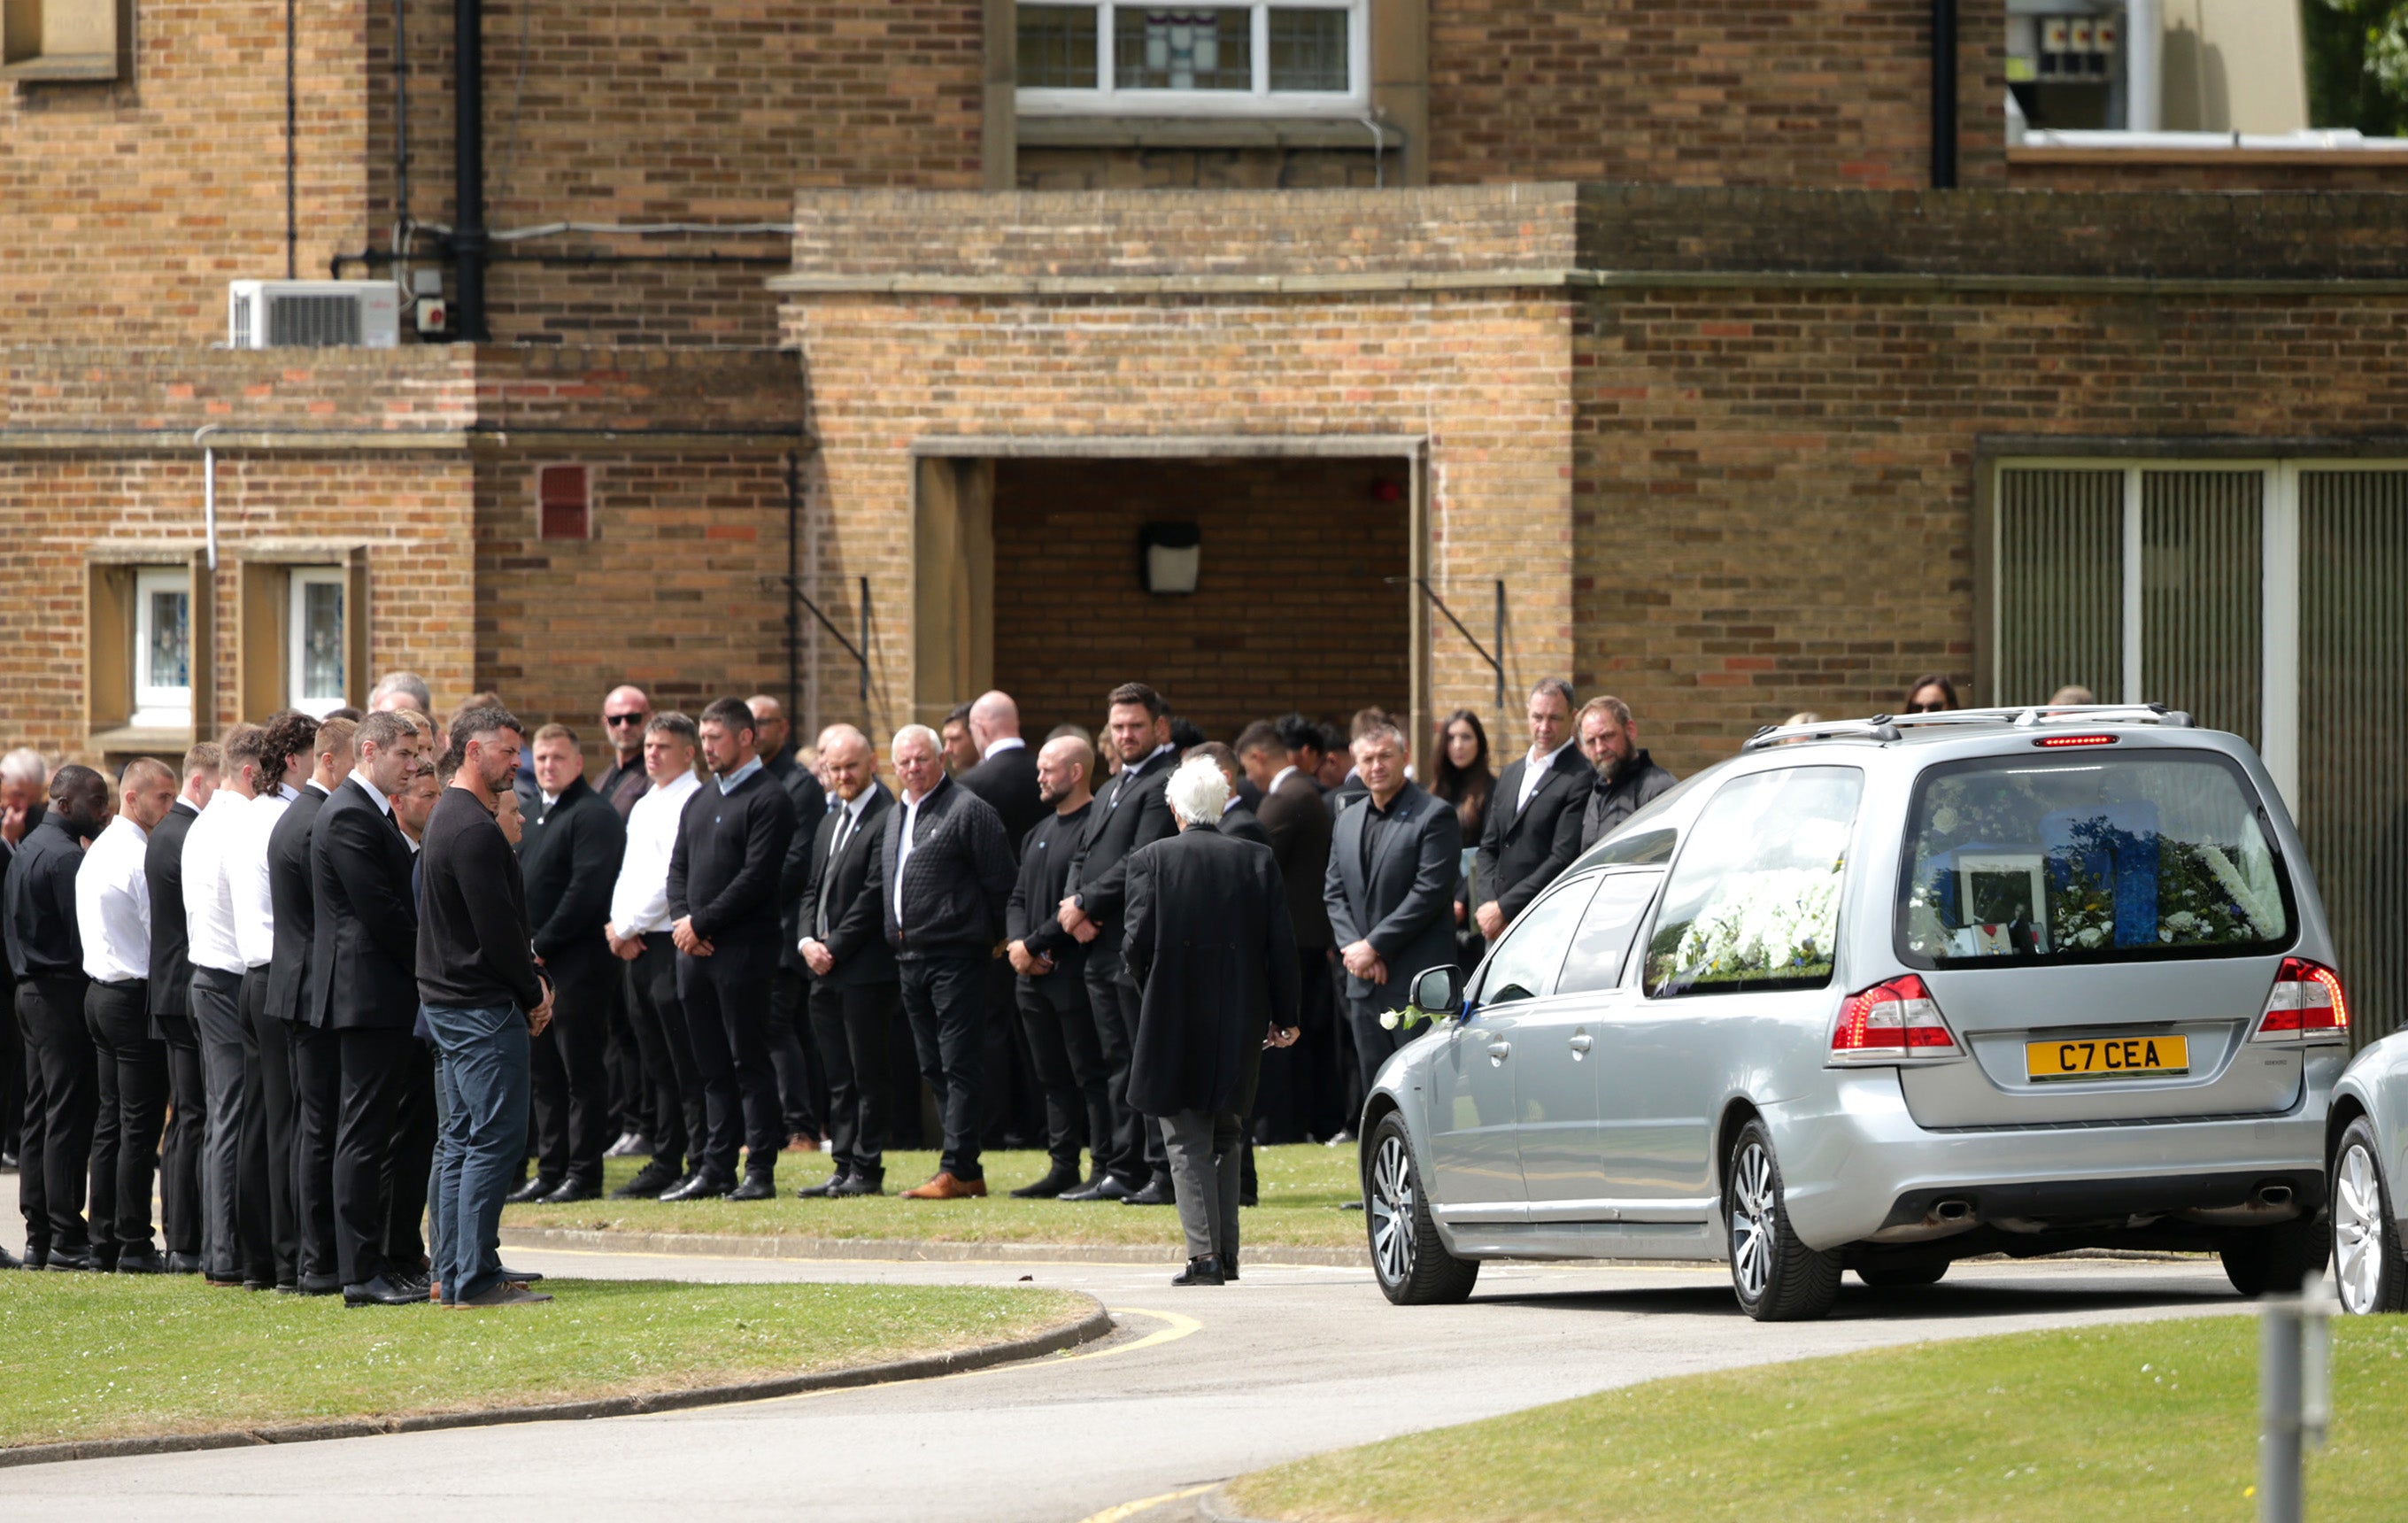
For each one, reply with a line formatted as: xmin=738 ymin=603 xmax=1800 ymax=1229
xmin=605 ymin=712 xmax=706 ymax=1199
xmin=181 ymin=722 xmax=267 ymax=1287
xmin=229 ymin=711 xmax=314 ymax=1291
xmin=77 ymin=757 xmax=178 ymax=1273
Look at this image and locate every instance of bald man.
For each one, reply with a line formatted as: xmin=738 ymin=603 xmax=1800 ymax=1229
xmin=594 ymin=685 xmax=653 ymax=821
xmin=1003 ymin=734 xmax=1109 ymax=1197
xmin=751 ymin=695 xmax=829 ymax=1156
xmin=956 ymin=690 xmax=1046 ymax=1149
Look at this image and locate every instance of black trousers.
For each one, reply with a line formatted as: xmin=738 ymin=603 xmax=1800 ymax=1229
xmin=807 ymin=977 xmax=898 ymax=1182
xmin=242 ymin=968 xmax=301 ymax=1284
xmin=0 ymin=971 xmax=19 ymax=1158
xmin=16 ymin=974 xmax=95 ymax=1254
xmin=676 ymin=934 xmax=783 ymax=1183
xmin=1080 ymin=937 xmax=1162 ymax=1188
xmin=382 ymin=1040 xmax=435 ymax=1271
xmin=1017 ymin=963 xmax=1109 ymax=1176
xmin=332 ymin=1024 xmax=417 ymax=1287
xmin=768 ymin=964 xmax=825 ymax=1146
xmin=602 ymin=964 xmax=648 ymax=1139
xmin=623 ymin=935 xmax=703 ymax=1171
xmin=528 ymin=944 xmax=614 ymax=1189
xmin=291 ymin=1021 xmax=342 ymax=1281
xmin=981 ymin=958 xmax=1041 ymax=1148
xmin=1254 ymin=947 xmax=1340 ymax=1142
xmin=1346 ymin=995 xmax=1403 ymax=1113
xmin=898 ymin=951 xmax=986 ymax=1184
xmin=84 ymin=979 xmax=167 ymax=1257
xmin=154 ymin=1009 xmax=206 ymax=1258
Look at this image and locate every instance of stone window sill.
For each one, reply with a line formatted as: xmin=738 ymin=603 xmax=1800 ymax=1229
xmin=1019 ymin=114 xmax=1390 ymax=152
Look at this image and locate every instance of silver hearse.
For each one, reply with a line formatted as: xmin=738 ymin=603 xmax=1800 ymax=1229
xmin=1362 ymin=707 xmax=2344 ymax=1320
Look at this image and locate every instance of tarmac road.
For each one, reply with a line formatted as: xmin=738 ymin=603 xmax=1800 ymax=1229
xmin=1 ymin=1234 xmax=2260 ymax=1523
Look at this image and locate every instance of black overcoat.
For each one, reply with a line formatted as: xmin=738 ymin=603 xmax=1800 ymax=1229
xmin=1123 ymin=820 xmax=1300 ymax=1118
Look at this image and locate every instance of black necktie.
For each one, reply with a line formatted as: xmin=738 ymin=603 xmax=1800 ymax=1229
xmin=817 ymin=808 xmax=853 ymax=939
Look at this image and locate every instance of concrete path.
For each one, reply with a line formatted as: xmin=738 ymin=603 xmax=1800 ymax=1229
xmin=1 ymin=1223 xmax=2258 ymax=1523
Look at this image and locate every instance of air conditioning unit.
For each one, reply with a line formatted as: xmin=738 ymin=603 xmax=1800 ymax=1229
xmin=227 ymin=280 xmax=402 ymax=350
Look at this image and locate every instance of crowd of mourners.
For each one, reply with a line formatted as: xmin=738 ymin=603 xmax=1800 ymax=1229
xmin=0 ymin=666 xmax=1711 ymax=1293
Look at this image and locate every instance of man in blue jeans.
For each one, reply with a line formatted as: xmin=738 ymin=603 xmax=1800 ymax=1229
xmin=416 ymin=704 xmax=553 ymax=1309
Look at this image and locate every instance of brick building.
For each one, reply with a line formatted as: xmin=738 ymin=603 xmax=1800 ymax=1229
xmin=8 ymin=3 xmax=2408 ymax=1029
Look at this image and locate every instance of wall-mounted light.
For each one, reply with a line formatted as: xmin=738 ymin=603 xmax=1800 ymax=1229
xmin=1139 ymin=521 xmax=1200 ymax=596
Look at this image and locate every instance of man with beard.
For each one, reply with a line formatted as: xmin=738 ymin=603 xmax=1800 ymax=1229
xmin=1573 ymin=696 xmax=1679 ymax=850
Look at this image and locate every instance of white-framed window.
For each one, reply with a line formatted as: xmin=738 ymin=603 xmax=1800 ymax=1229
xmin=288 ymin=567 xmax=348 ymax=719
xmin=130 ymin=566 xmax=194 ymax=730
xmin=1016 ymin=2 xmax=1369 ymax=118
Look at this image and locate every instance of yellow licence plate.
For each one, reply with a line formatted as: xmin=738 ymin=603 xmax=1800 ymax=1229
xmin=2026 ymin=1034 xmax=2189 ymax=1082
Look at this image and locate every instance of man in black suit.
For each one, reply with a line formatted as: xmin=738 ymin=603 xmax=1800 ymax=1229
xmin=1241 ymin=719 xmax=1340 ymax=1143
xmin=510 ymin=723 xmax=626 ymax=1204
xmin=144 ymin=743 xmax=219 ymax=1272
xmin=665 ymin=697 xmax=798 ymax=1201
xmin=1004 ymin=733 xmax=1108 ymax=1199
xmin=307 ymin=708 xmax=429 ymax=1306
xmin=793 ymin=723 xmax=898 ymax=1198
xmin=1124 ymin=756 xmax=1300 ymax=1286
xmin=592 ymin=684 xmax=654 ymax=1158
xmin=957 ymin=690 xmax=1045 ymax=1150
xmin=959 ymin=691 xmax=1046 ymax=847
xmin=268 ymin=717 xmax=351 ymax=1294
xmin=869 ymin=724 xmax=1015 ymax=1200
xmin=1058 ymin=682 xmax=1182 ymax=1203
xmin=1324 ymin=721 xmax=1463 ymax=1102
xmin=6 ymin=763 xmax=109 ymax=1271
xmin=1473 ymin=678 xmax=1586 ymax=944
xmin=752 ymin=694 xmax=828 ymax=1160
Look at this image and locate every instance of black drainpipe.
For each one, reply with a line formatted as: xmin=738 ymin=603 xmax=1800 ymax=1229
xmin=285 ymin=0 xmax=297 ymax=278
xmin=786 ymin=451 xmax=803 ymax=738
xmin=1930 ymin=0 xmax=1957 ymax=189
xmin=453 ymin=0 xmax=490 ymax=340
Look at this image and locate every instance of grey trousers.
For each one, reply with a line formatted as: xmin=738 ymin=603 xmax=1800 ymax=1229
xmin=1158 ymin=1109 xmax=1243 ymax=1264
xmin=189 ymin=967 xmax=254 ymax=1281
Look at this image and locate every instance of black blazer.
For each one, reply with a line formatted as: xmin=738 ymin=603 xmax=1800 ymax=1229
xmin=958 ymin=742 xmax=1046 ymax=849
xmin=519 ymin=776 xmax=626 ymax=966
xmin=306 ymin=777 xmax=420 ymax=1032
xmin=1123 ymin=821 xmax=1300 ymax=1119
xmin=1219 ymin=803 xmax=1272 ymax=849
xmin=1065 ymin=747 xmax=1178 ymax=940
xmin=1474 ymin=754 xmax=1588 ymax=923
xmin=1254 ymin=769 xmax=1333 ymax=950
xmin=1324 ymin=781 xmax=1463 ymax=1011
xmin=264 ymin=785 xmax=328 ymax=1024
xmin=143 ymin=799 xmax=201 ymax=1021
xmin=795 ymin=785 xmax=896 ymax=989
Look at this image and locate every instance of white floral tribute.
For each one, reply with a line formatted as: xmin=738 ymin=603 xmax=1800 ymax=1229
xmin=1660 ymin=863 xmax=1843 ymax=987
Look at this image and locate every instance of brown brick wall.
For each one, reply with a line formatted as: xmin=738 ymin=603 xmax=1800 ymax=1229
xmin=1016 ymin=148 xmax=1379 ymax=192
xmin=1427 ymin=0 xmax=2007 ymax=189
xmin=990 ymin=457 xmax=1411 ymax=742
xmin=2010 ymin=153 xmax=2408 ymax=193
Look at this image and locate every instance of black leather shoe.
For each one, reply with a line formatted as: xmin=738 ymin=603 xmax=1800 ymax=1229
xmin=1010 ymin=1166 xmax=1082 ymax=1200
xmin=496 ymin=1266 xmax=545 ymax=1282
xmin=343 ymin=1274 xmax=425 ymax=1307
xmin=298 ymin=1273 xmax=343 ymax=1296
xmin=44 ymin=1248 xmax=101 ymax=1272
xmin=0 ymin=1242 xmax=18 ymax=1270
xmin=830 ymin=1172 xmax=884 ymax=1197
xmin=794 ymin=1175 xmax=845 ymax=1198
xmin=115 ymin=1246 xmax=167 ymax=1275
xmin=506 ymin=1177 xmax=561 ymax=1205
xmin=166 ymin=1251 xmax=205 ymax=1274
xmin=21 ymin=1246 xmax=48 ymax=1272
xmin=658 ymin=1171 xmax=732 ymax=1202
xmin=729 ymin=1173 xmax=778 ymax=1202
xmin=1094 ymin=1175 xmax=1138 ymax=1201
xmin=1120 ymin=1179 xmax=1176 ymax=1207
xmin=540 ymin=1179 xmax=603 ymax=1205
xmin=613 ymin=1159 xmax=684 ymax=1199
xmin=1171 ymin=1255 xmax=1225 ymax=1287
xmin=1223 ymin=1249 xmax=1239 ymax=1281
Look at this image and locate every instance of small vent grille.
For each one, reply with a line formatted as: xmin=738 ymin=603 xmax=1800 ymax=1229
xmin=229 ymin=294 xmax=256 ymax=347
xmin=266 ymin=294 xmax=363 ymax=348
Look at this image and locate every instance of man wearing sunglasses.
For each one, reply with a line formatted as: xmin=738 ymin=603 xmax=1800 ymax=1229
xmin=595 ymin=686 xmax=652 ymax=821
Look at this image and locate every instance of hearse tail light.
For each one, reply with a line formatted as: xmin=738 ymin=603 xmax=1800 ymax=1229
xmin=2255 ymin=957 xmax=2348 ymax=1044
xmin=1831 ymin=974 xmax=1962 ymax=1062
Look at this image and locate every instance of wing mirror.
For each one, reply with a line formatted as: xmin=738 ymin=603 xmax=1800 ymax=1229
xmin=1410 ymin=963 xmax=1466 ymax=1021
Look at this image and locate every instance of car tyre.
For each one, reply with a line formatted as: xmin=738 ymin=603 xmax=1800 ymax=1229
xmin=2332 ymin=1117 xmax=2408 ymax=1315
xmin=1854 ymin=1249 xmax=1950 ymax=1289
xmin=2219 ymin=1212 xmax=2327 ymax=1299
xmin=1365 ymin=1113 xmax=1478 ymax=1307
xmin=1725 ymin=1119 xmax=1840 ymax=1322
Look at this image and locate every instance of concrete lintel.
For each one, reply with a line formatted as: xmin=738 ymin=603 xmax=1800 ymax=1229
xmin=907 ymin=434 xmax=1426 ymax=460
xmin=768 ymin=269 xmax=1577 ymax=297
xmin=1976 ymin=434 xmax=2408 ymax=462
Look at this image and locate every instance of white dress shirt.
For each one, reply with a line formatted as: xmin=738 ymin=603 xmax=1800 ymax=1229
xmin=230 ymin=783 xmax=297 ymax=970
xmin=181 ymin=789 xmax=253 ymax=976
xmin=980 ymin=736 xmax=1026 ymax=761
xmin=609 ymin=770 xmax=701 ymax=937
xmin=348 ymin=767 xmax=392 ymax=817
xmin=1516 ymin=741 xmax=1571 ymax=814
xmin=76 ymin=814 xmax=152 ymax=985
xmin=1270 ymin=763 xmax=1301 ymax=796
xmin=893 ymin=788 xmax=928 ymax=923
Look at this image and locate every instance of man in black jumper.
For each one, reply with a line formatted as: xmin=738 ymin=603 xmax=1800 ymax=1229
xmin=752 ymin=694 xmax=828 ymax=1158
xmin=869 ymin=723 xmax=1014 ymax=1200
xmin=144 ymin=742 xmax=220 ymax=1272
xmin=1004 ymin=733 xmax=1108 ymax=1199
xmin=793 ymin=723 xmax=898 ymax=1197
xmin=510 ymin=723 xmax=626 ymax=1204
xmin=665 ymin=696 xmax=797 ymax=1201
xmin=307 ymin=709 xmax=428 ymax=1306
xmin=957 ymin=689 xmax=1046 ymax=1151
xmin=1058 ymin=682 xmax=1182 ymax=1202
xmin=268 ymin=716 xmax=352 ymax=1294
xmin=6 ymin=764 xmax=109 ymax=1270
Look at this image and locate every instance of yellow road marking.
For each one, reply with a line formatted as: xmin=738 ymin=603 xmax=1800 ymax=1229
xmin=1075 ymin=1482 xmax=1215 ymax=1523
xmin=1054 ymin=1307 xmax=1202 ymax=1364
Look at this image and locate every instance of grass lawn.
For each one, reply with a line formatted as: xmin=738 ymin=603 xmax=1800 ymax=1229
xmin=503 ymin=1142 xmax=1369 ymax=1251
xmin=1226 ymin=1313 xmax=2408 ymax=1522
xmin=0 ymin=1274 xmax=1087 ymax=1450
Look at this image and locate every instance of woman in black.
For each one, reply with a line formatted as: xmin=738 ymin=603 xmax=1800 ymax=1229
xmin=1431 ymin=709 xmax=1494 ymax=970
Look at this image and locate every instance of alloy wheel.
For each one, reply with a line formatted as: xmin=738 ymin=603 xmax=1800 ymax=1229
xmin=2335 ymin=1141 xmax=2385 ymax=1316
xmin=1370 ymin=1133 xmax=1416 ymax=1286
xmin=1729 ymin=1140 xmax=1776 ymax=1303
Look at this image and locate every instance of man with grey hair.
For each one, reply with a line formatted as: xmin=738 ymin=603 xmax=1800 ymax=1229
xmin=1123 ymin=756 xmax=1300 ymax=1285
xmin=367 ymin=671 xmax=433 ymax=716
xmin=1574 ymin=694 xmax=1678 ymax=851
xmin=1326 ymin=721 xmax=1462 ymax=1102
xmin=1473 ymin=677 xmax=1585 ymax=943
xmin=794 ymin=723 xmax=899 ymax=1197
xmin=0 ymin=745 xmax=47 ymax=1175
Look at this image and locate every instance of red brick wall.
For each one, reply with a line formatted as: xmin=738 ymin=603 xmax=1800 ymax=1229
xmin=2010 ymin=153 xmax=2408 ymax=192
xmin=990 ymin=456 xmax=1412 ymax=742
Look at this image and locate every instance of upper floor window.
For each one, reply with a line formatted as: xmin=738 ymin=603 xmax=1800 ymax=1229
xmin=1017 ymin=3 xmax=1368 ymax=117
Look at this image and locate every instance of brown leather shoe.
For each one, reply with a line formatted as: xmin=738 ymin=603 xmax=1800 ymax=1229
xmin=900 ymin=1171 xmax=989 ymax=1200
